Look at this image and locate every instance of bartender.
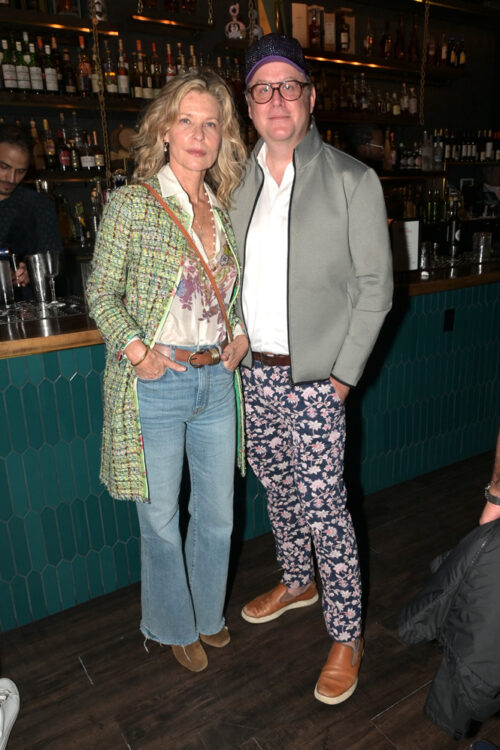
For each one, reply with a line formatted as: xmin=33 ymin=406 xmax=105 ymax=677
xmin=0 ymin=123 xmax=62 ymax=291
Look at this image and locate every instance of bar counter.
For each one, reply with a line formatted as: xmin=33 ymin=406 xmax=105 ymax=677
xmin=1 ymin=266 xmax=499 ymax=633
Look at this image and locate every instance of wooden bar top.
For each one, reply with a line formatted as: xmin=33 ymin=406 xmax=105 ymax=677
xmin=0 ymin=264 xmax=498 ymax=360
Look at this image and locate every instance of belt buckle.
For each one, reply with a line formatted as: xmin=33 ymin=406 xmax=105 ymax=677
xmin=188 ymin=349 xmax=205 ymax=368
xmin=187 ymin=347 xmax=221 ymax=368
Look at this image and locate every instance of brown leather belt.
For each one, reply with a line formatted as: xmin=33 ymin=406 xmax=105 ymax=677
xmin=154 ymin=340 xmax=228 ymax=368
xmin=253 ymin=351 xmax=291 ymax=367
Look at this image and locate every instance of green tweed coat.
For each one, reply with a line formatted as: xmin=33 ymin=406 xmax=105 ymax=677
xmin=87 ymin=177 xmax=245 ymax=502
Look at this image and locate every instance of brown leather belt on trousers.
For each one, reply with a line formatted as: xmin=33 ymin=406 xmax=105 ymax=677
xmin=253 ymin=352 xmax=291 ymax=366
xmin=154 ymin=340 xmax=228 ymax=368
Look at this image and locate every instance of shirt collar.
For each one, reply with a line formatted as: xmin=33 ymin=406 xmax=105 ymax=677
xmin=157 ymin=164 xmax=220 ymax=210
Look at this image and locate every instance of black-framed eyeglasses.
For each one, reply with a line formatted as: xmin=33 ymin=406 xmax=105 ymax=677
xmin=247 ymin=80 xmax=310 ymax=104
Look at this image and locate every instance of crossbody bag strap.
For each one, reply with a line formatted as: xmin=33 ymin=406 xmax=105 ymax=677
xmin=140 ymin=181 xmax=233 ymax=342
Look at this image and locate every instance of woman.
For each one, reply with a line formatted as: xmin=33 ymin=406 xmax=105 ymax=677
xmin=87 ymin=73 xmax=248 ymax=673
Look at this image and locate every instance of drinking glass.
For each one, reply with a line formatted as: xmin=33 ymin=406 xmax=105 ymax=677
xmin=45 ymin=251 xmax=64 ymax=306
xmin=0 ymin=260 xmax=14 ymax=316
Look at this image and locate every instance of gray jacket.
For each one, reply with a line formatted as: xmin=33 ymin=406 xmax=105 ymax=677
xmin=230 ymin=122 xmax=393 ymax=386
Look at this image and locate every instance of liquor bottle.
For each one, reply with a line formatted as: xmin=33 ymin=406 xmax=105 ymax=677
xmin=309 ymin=8 xmax=321 ymax=48
xmin=438 ymin=32 xmax=448 ymax=66
xmin=477 ymin=129 xmax=486 ymax=162
xmin=447 ymin=199 xmax=461 ymax=260
xmin=130 ymin=51 xmax=143 ymax=99
xmin=408 ymin=17 xmax=419 ymax=63
xmin=426 ymin=33 xmax=436 ymax=65
xmin=421 ymin=130 xmax=432 ymax=171
xmin=62 ymin=48 xmax=77 ymax=95
xmin=485 ymin=129 xmax=494 ymax=161
xmin=76 ymin=35 xmax=92 ymax=96
xmin=336 ymin=15 xmax=350 ymax=53
xmin=150 ymin=42 xmax=162 ymax=96
xmin=102 ymin=41 xmax=118 ymax=95
xmin=42 ymin=118 xmax=58 ymax=171
xmin=449 ymin=35 xmax=458 ymax=67
xmin=91 ymin=44 xmax=100 ymax=94
xmin=56 ymin=129 xmax=71 ymax=171
xmin=68 ymin=138 xmax=80 ymax=171
xmin=1 ymin=39 xmax=17 ymax=92
xmin=142 ymin=47 xmax=154 ymax=100
xmin=79 ymin=133 xmax=96 ymax=171
xmin=116 ymin=39 xmax=130 ymax=97
xmin=458 ymin=36 xmax=466 ymax=68
xmin=391 ymin=91 xmax=400 ymax=116
xmin=400 ymin=82 xmax=409 ymax=114
xmin=27 ymin=42 xmax=44 ymax=94
xmin=188 ymin=45 xmax=199 ymax=74
xmin=394 ymin=14 xmax=405 ymax=60
xmin=50 ymin=36 xmax=65 ymax=94
xmin=443 ymin=128 xmax=451 ymax=162
xmin=359 ymin=73 xmax=368 ymax=111
xmin=43 ymin=44 xmax=59 ymax=93
xmin=363 ymin=18 xmax=374 ymax=57
xmin=15 ymin=40 xmax=30 ymax=92
xmin=494 ymin=131 xmax=500 ymax=162
xmin=165 ymin=43 xmax=176 ymax=82
xmin=30 ymin=119 xmax=46 ymax=171
xmin=379 ymin=22 xmax=392 ymax=59
xmin=433 ymin=129 xmax=443 ymax=169
xmin=91 ymin=130 xmax=105 ymax=172
xmin=175 ymin=42 xmax=186 ymax=74
xmin=408 ymin=86 xmax=417 ymax=117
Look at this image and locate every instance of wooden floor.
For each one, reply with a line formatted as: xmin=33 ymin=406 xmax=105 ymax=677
xmin=2 ymin=451 xmax=500 ymax=750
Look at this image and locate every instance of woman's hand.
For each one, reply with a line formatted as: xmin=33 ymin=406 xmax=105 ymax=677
xmin=221 ymin=334 xmax=249 ymax=372
xmin=126 ymin=341 xmax=186 ymax=379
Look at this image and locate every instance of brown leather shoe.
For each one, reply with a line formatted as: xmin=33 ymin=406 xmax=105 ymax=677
xmin=200 ymin=626 xmax=231 ymax=648
xmin=241 ymin=581 xmax=319 ymax=624
xmin=171 ymin=640 xmax=208 ymax=672
xmin=314 ymin=638 xmax=364 ymax=705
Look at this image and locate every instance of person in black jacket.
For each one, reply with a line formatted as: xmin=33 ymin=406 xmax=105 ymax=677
xmin=398 ymin=430 xmax=500 ymax=740
xmin=480 ymin=428 xmax=500 ymax=525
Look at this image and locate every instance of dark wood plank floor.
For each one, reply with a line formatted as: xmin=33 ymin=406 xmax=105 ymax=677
xmin=2 ymin=451 xmax=500 ymax=750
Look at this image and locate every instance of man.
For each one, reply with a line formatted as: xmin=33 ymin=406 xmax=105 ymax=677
xmin=230 ymin=34 xmax=393 ymax=705
xmin=0 ymin=123 xmax=62 ymax=289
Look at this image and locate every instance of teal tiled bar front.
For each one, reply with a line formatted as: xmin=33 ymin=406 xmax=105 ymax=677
xmin=1 ymin=279 xmax=499 ymax=632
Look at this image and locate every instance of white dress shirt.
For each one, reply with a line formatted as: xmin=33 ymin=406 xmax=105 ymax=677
xmin=242 ymin=143 xmax=294 ymax=354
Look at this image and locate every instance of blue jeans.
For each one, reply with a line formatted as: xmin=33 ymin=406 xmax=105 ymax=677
xmin=136 ymin=350 xmax=235 ymax=646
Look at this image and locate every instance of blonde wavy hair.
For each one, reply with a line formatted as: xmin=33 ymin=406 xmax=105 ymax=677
xmin=132 ymin=72 xmax=247 ymax=209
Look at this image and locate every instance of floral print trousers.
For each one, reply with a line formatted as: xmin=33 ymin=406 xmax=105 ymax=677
xmin=242 ymin=362 xmax=362 ymax=641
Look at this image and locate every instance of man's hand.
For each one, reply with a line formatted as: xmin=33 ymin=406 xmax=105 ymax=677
xmin=479 ymin=501 xmax=500 ymax=525
xmin=13 ymin=261 xmax=29 ymax=287
xmin=221 ymin=334 xmax=249 ymax=372
xmin=330 ymin=375 xmax=350 ymax=403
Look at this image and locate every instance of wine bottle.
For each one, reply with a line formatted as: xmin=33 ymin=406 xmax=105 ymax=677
xmin=76 ymin=35 xmax=92 ymax=96
xmin=27 ymin=42 xmax=44 ymax=94
xmin=62 ymin=48 xmax=77 ymax=95
xmin=43 ymin=44 xmax=59 ymax=94
xmin=117 ymin=39 xmax=130 ymax=97
xmin=42 ymin=118 xmax=58 ymax=171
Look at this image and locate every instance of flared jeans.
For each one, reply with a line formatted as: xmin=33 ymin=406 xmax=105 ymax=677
xmin=136 ymin=353 xmax=236 ymax=646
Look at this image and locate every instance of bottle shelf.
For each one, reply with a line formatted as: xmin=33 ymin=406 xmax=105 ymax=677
xmin=304 ymin=50 xmax=467 ymax=83
xmin=25 ymin=172 xmax=105 ymax=184
xmin=129 ymin=13 xmax=210 ymax=33
xmin=380 ymin=171 xmax=446 ymax=182
xmin=0 ymin=91 xmax=143 ymax=112
xmin=315 ymin=111 xmax=419 ymax=125
xmin=0 ymin=8 xmax=119 ymax=36
xmin=445 ymin=160 xmax=500 ymax=168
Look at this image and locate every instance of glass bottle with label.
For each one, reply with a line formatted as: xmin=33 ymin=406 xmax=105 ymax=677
xmin=42 ymin=118 xmax=58 ymax=171
xmin=408 ymin=86 xmax=417 ymax=116
xmin=27 ymin=42 xmax=44 ymax=94
xmin=15 ymin=40 xmax=30 ymax=92
xmin=165 ymin=43 xmax=176 ymax=83
xmin=76 ymin=36 xmax=92 ymax=96
xmin=336 ymin=15 xmax=350 ymax=53
xmin=103 ymin=40 xmax=118 ymax=95
xmin=30 ymin=119 xmax=46 ymax=171
xmin=92 ymin=131 xmax=105 ymax=172
xmin=116 ymin=39 xmax=130 ymax=97
xmin=79 ymin=133 xmax=96 ymax=172
xmin=56 ymin=129 xmax=71 ymax=172
xmin=49 ymin=37 xmax=65 ymax=95
xmin=379 ymin=22 xmax=392 ymax=59
xmin=62 ymin=48 xmax=77 ymax=95
xmin=150 ymin=42 xmax=162 ymax=97
xmin=43 ymin=44 xmax=59 ymax=94
xmin=363 ymin=18 xmax=374 ymax=57
xmin=1 ymin=39 xmax=18 ymax=93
